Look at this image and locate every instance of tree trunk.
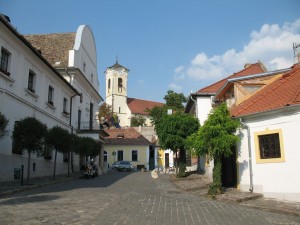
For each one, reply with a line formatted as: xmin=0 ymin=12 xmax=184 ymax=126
xmin=53 ymin=149 xmax=57 ymax=179
xmin=209 ymin=155 xmax=223 ymax=195
xmin=26 ymin=150 xmax=31 ymax=185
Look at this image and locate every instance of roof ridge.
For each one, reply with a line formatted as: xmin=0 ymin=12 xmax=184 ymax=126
xmin=24 ymin=32 xmax=76 ymax=36
xmin=127 ymin=97 xmax=164 ymax=104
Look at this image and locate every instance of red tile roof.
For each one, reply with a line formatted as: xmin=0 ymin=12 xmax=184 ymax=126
xmin=127 ymin=98 xmax=164 ymax=115
xmin=231 ymin=64 xmax=300 ymax=117
xmin=197 ymin=62 xmax=266 ymax=94
xmin=104 ymin=127 xmax=152 ymax=145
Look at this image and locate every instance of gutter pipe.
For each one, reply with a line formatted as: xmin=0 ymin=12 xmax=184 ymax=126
xmin=240 ymin=118 xmax=253 ymax=192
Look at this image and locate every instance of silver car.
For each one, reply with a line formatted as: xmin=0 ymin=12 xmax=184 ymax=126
xmin=112 ymin=161 xmax=134 ymax=171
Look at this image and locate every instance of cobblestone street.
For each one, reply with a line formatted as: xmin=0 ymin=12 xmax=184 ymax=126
xmin=0 ymin=171 xmax=299 ymax=225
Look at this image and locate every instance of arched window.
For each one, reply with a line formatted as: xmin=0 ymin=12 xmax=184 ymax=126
xmin=118 ymin=78 xmax=123 ymax=92
xmin=108 ymin=79 xmax=111 ymax=92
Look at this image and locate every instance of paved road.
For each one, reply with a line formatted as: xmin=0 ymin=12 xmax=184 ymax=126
xmin=0 ymin=171 xmax=299 ymax=225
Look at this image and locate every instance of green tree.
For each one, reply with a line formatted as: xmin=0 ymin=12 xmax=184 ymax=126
xmin=130 ymin=115 xmax=146 ymax=127
xmin=12 ymin=117 xmax=47 ymax=184
xmin=0 ymin=112 xmax=9 ymax=140
xmin=146 ymin=105 xmax=167 ymax=126
xmin=97 ymin=102 xmax=113 ymax=121
xmin=186 ymin=103 xmax=240 ymax=195
xmin=164 ymin=90 xmax=187 ymax=110
xmin=45 ymin=126 xmax=71 ymax=179
xmin=155 ymin=112 xmax=199 ymax=176
xmin=74 ymin=136 xmax=99 ymax=163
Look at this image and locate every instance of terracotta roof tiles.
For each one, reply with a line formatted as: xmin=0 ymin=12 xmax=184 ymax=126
xmin=104 ymin=127 xmax=152 ymax=146
xmin=231 ymin=64 xmax=300 ymax=117
xmin=127 ymin=98 xmax=164 ymax=115
xmin=197 ymin=63 xmax=266 ymax=94
xmin=24 ymin=33 xmax=76 ymax=67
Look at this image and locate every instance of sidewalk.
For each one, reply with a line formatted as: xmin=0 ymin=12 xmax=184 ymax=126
xmin=0 ymin=172 xmax=81 ymax=198
xmin=170 ymin=173 xmax=300 ymax=217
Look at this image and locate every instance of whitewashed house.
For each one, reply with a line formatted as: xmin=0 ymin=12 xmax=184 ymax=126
xmin=225 ymin=64 xmax=300 ymax=202
xmin=185 ymin=62 xmax=266 ymax=178
xmin=0 ymin=15 xmax=80 ymax=181
xmin=0 ymin=14 xmax=107 ymax=181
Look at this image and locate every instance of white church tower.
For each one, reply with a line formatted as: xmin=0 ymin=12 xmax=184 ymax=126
xmin=105 ymin=60 xmax=130 ymax=127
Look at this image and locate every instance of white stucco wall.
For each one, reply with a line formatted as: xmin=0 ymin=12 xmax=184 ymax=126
xmin=196 ymin=95 xmax=214 ymax=178
xmin=238 ymin=109 xmax=300 ymax=202
xmin=0 ymin=21 xmax=80 ymax=181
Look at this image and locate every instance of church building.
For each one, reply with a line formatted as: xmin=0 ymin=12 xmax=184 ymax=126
xmin=104 ymin=61 xmax=164 ymax=127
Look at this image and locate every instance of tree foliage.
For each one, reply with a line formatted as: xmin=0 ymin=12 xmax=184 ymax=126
xmin=12 ymin=117 xmax=47 ymax=184
xmin=146 ymin=106 xmax=167 ymax=126
xmin=45 ymin=126 xmax=71 ymax=178
xmin=74 ymin=136 xmax=99 ymax=158
xmin=130 ymin=115 xmax=146 ymax=127
xmin=186 ymin=103 xmax=240 ymax=195
xmin=97 ymin=102 xmax=113 ymax=121
xmin=155 ymin=112 xmax=199 ymax=164
xmin=164 ymin=90 xmax=187 ymax=110
xmin=0 ymin=112 xmax=9 ymax=140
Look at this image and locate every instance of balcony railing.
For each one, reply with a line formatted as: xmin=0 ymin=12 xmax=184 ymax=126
xmin=76 ymin=120 xmax=101 ymax=131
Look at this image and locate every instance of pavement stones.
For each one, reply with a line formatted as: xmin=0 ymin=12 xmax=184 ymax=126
xmin=0 ymin=171 xmax=299 ymax=225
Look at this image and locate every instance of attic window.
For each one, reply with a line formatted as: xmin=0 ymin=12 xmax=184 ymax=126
xmin=117 ymin=133 xmax=124 ymax=139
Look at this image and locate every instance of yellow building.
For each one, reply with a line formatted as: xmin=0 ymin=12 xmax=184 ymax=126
xmin=104 ymin=127 xmax=152 ymax=170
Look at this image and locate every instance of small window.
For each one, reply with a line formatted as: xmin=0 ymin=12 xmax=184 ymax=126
xmin=118 ymin=78 xmax=123 ymax=92
xmin=119 ymin=107 xmax=121 ymax=113
xmin=63 ymin=97 xmax=68 ymax=114
xmin=28 ymin=70 xmax=36 ymax=93
xmin=91 ymin=74 xmax=93 ymax=84
xmin=83 ymin=62 xmax=86 ymax=72
xmin=254 ymin=129 xmax=285 ymax=163
xmin=78 ymin=110 xmax=81 ymax=130
xmin=108 ymin=79 xmax=111 ymax=92
xmin=258 ymin=133 xmax=281 ymax=159
xmin=0 ymin=48 xmax=10 ymax=75
xmin=48 ymin=86 xmax=54 ymax=105
xmin=132 ymin=150 xmax=138 ymax=161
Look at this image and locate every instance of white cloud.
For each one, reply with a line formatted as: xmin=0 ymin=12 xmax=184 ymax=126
xmin=177 ymin=18 xmax=300 ymax=82
xmin=174 ymin=65 xmax=185 ymax=80
xmin=168 ymin=83 xmax=182 ymax=92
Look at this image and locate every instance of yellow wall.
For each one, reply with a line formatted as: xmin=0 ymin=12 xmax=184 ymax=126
xmin=104 ymin=145 xmax=149 ymax=169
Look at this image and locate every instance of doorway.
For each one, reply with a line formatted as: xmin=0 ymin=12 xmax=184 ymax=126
xmin=221 ymin=146 xmax=237 ymax=188
xmin=149 ymin=146 xmax=155 ymax=170
xmin=165 ymin=153 xmax=169 ymax=167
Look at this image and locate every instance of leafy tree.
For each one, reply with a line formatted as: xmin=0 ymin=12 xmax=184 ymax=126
xmin=12 ymin=117 xmax=47 ymax=184
xmin=74 ymin=136 xmax=99 ymax=163
xmin=130 ymin=115 xmax=146 ymax=127
xmin=146 ymin=106 xmax=167 ymax=126
xmin=164 ymin=90 xmax=187 ymax=110
xmin=45 ymin=126 xmax=71 ymax=179
xmin=186 ymin=103 xmax=240 ymax=195
xmin=155 ymin=112 xmax=199 ymax=176
xmin=97 ymin=102 xmax=121 ymax=128
xmin=97 ymin=102 xmax=113 ymax=121
xmin=0 ymin=112 xmax=9 ymax=140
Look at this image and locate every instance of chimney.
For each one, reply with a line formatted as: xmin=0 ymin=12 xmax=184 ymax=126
xmin=293 ymin=43 xmax=300 ymax=64
xmin=244 ymin=63 xmax=251 ymax=69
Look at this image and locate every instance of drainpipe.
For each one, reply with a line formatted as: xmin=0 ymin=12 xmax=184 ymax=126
xmin=240 ymin=118 xmax=253 ymax=192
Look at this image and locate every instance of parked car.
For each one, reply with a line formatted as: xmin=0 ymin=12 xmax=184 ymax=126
xmin=112 ymin=161 xmax=134 ymax=171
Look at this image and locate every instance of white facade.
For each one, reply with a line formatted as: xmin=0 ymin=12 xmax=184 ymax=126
xmin=0 ymin=16 xmax=79 ymax=181
xmin=0 ymin=17 xmax=104 ymax=181
xmin=105 ymin=63 xmax=130 ymax=127
xmin=238 ymin=109 xmax=300 ymax=202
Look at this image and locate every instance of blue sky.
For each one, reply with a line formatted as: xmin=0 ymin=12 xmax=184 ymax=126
xmin=1 ymin=0 xmax=300 ymax=103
